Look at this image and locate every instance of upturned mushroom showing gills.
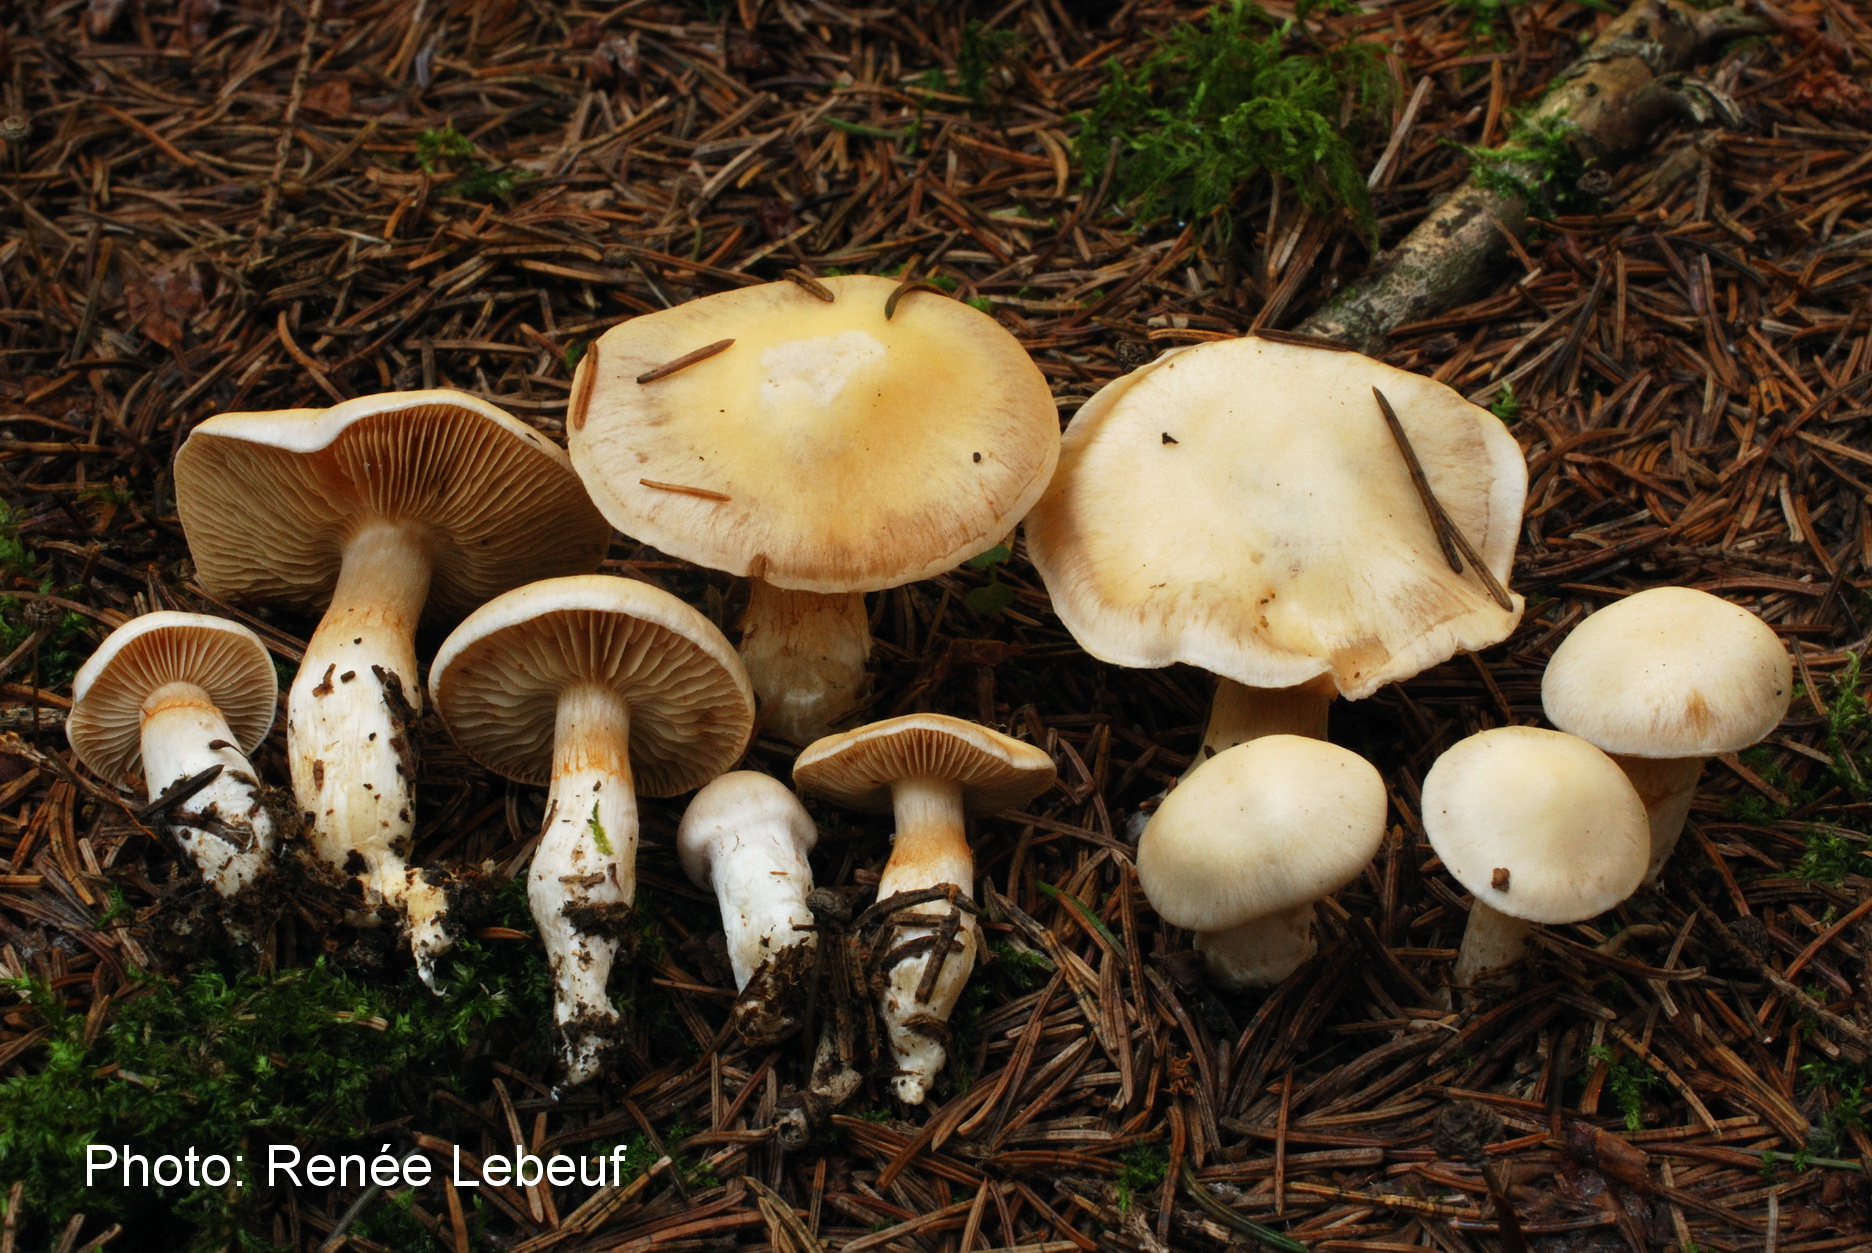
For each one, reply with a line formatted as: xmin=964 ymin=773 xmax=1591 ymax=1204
xmin=429 ymin=575 xmax=754 ymax=1086
xmin=173 ymin=390 xmax=610 ymax=986
xmin=678 ymin=771 xmax=819 ymax=1046
xmin=566 ymin=275 xmax=1058 ymax=744
xmin=793 ymin=713 xmax=1055 ymax=1104
xmin=68 ymin=613 xmax=280 ymax=903
xmin=1422 ymin=727 xmax=1648 ymax=990
xmin=1137 ymin=735 xmax=1386 ymax=989
xmin=1026 ymin=335 xmax=1525 ymax=770
xmin=1541 ymin=587 xmax=1791 ymax=883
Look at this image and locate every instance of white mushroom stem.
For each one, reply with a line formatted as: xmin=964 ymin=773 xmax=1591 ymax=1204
xmin=1189 ymin=677 xmax=1335 ymax=776
xmin=738 ymin=582 xmax=870 ymax=744
xmin=140 ymin=681 xmax=276 ymax=899
xmin=876 ymin=776 xmax=979 ymax=1105
xmin=532 ymin=683 xmax=636 ymax=1087
xmin=1193 ymin=902 xmax=1318 ymax=990
xmin=289 ymin=519 xmax=454 ymax=985
xmin=1610 ymin=754 xmax=1704 ymax=884
xmin=1454 ymin=902 xmax=1536 ymax=987
xmin=697 ymin=814 xmax=814 ymax=991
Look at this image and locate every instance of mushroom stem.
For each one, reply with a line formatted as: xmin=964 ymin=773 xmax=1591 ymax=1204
xmin=290 ymin=520 xmax=456 ymax=984
xmin=877 ymin=776 xmax=978 ymax=1105
xmin=681 ymin=776 xmax=819 ymax=1046
xmin=738 ymin=582 xmax=870 ymax=744
xmin=533 ymin=682 xmax=636 ymax=1087
xmin=1609 ymin=754 xmax=1704 ymax=884
xmin=1191 ymin=676 xmax=1335 ymax=775
xmin=1194 ymin=902 xmax=1318 ymax=989
xmin=140 ymin=681 xmax=277 ymax=899
xmin=1454 ymin=901 xmax=1537 ymax=988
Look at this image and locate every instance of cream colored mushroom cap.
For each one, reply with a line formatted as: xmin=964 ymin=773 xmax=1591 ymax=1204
xmin=793 ymin=713 xmax=1056 ymax=815
xmin=1025 ymin=336 xmax=1526 ymax=700
xmin=567 ymin=276 xmax=1058 ymax=593
xmin=1542 ymin=587 xmax=1791 ymax=758
xmin=1137 ymin=735 xmax=1386 ymax=931
xmin=68 ymin=612 xmax=277 ymax=786
xmin=1421 ymin=726 xmax=1647 ymax=924
xmin=677 ymin=770 xmax=818 ymax=889
xmin=428 ymin=575 xmax=754 ymax=797
xmin=174 ymin=389 xmax=611 ymax=625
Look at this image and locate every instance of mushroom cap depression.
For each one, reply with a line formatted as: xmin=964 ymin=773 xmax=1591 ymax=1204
xmin=567 ymin=275 xmax=1058 ymax=593
xmin=1137 ymin=735 xmax=1386 ymax=932
xmin=1422 ymin=726 xmax=1648 ymax=924
xmin=1025 ymin=336 xmax=1526 ymax=699
xmin=1542 ymin=586 xmax=1791 ymax=759
xmin=68 ymin=612 xmax=278 ymax=786
xmin=174 ymin=390 xmax=611 ymax=625
xmin=793 ymin=713 xmax=1055 ymax=815
xmin=676 ymin=770 xmax=818 ymax=889
xmin=428 ymin=575 xmax=755 ymax=796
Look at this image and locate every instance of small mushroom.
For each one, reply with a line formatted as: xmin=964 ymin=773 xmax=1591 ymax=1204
xmin=568 ymin=275 xmax=1058 ymax=743
xmin=1422 ymin=727 xmax=1648 ymax=990
xmin=678 ymin=771 xmax=819 ymax=1047
xmin=1137 ymin=735 xmax=1386 ymax=989
xmin=793 ymin=713 xmax=1055 ymax=1104
xmin=68 ymin=612 xmax=280 ymax=905
xmin=1542 ymin=587 xmax=1792 ymax=882
xmin=174 ymin=390 xmax=610 ymax=985
xmin=429 ymin=575 xmax=754 ymax=1086
xmin=1026 ymin=335 xmax=1525 ymax=768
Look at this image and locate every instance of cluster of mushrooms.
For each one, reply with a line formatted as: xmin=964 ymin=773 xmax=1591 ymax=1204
xmin=60 ymin=272 xmax=1792 ymax=1105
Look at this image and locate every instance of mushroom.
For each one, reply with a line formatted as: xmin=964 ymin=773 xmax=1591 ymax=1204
xmin=792 ymin=713 xmax=1055 ymax=1104
xmin=67 ymin=612 xmax=280 ymax=903
xmin=1421 ymin=726 xmax=1648 ymax=989
xmin=677 ymin=771 xmax=820 ymax=1046
xmin=567 ymin=275 xmax=1058 ymax=743
xmin=429 ymin=574 xmax=754 ymax=1085
xmin=174 ymin=390 xmax=610 ymax=985
xmin=1136 ymin=735 xmax=1387 ymax=989
xmin=1541 ymin=587 xmax=1792 ymax=883
xmin=1025 ymin=335 xmax=1525 ymax=770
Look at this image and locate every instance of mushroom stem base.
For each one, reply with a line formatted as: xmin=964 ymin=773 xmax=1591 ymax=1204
xmin=533 ymin=683 xmax=637 ymax=1087
xmin=877 ymin=778 xmax=977 ymax=1105
xmin=141 ymin=682 xmax=277 ymax=900
xmin=1455 ymin=901 xmax=1536 ymax=989
xmin=1610 ymin=754 xmax=1704 ymax=884
xmin=1195 ymin=902 xmax=1318 ymax=989
xmin=1191 ymin=677 xmax=1335 ymax=776
xmin=739 ymin=582 xmax=870 ymax=744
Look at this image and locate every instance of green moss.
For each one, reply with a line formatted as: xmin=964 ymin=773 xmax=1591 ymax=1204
xmin=1461 ymin=111 xmax=1587 ymax=213
xmin=0 ymin=881 xmax=549 ymax=1248
xmin=1116 ymin=1143 xmax=1167 ymax=1213
xmin=1587 ymin=1044 xmax=1657 ymax=1133
xmin=1075 ymin=0 xmax=1390 ymax=237
xmin=588 ymin=801 xmax=615 ymax=857
xmin=1489 ymin=381 xmax=1522 ymax=423
xmin=413 ymin=126 xmax=530 ymax=203
xmin=956 ymin=20 xmax=1024 ymax=106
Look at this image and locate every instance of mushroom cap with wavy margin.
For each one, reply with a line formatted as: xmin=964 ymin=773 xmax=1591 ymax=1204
xmin=568 ymin=276 xmax=1058 ymax=593
xmin=174 ymin=390 xmax=611 ymax=626
xmin=428 ymin=574 xmax=753 ymax=797
xmin=1025 ymin=336 xmax=1527 ymax=700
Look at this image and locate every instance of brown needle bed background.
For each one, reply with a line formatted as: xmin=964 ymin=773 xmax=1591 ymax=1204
xmin=2 ymin=0 xmax=1872 ymax=1250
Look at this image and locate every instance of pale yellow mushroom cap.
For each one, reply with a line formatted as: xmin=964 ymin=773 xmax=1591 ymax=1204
xmin=1422 ymin=726 xmax=1648 ymax=924
xmin=174 ymin=390 xmax=611 ymax=625
xmin=1137 ymin=735 xmax=1386 ymax=931
xmin=428 ymin=575 xmax=754 ymax=797
xmin=793 ymin=713 xmax=1055 ymax=815
xmin=1025 ymin=336 xmax=1526 ymax=699
xmin=567 ymin=276 xmax=1058 ymax=593
xmin=1542 ymin=587 xmax=1792 ymax=758
xmin=68 ymin=612 xmax=277 ymax=787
